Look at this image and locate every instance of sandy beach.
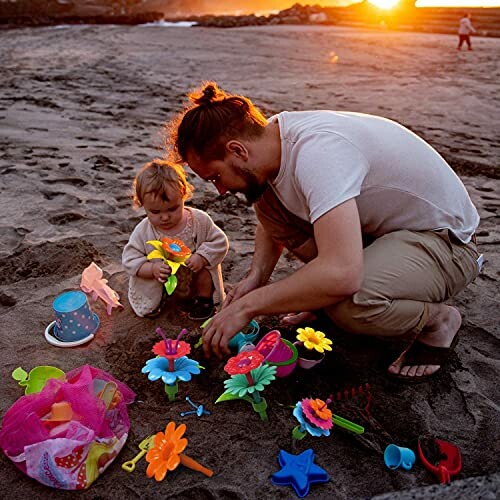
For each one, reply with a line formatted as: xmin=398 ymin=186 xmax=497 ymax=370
xmin=0 ymin=24 xmax=499 ymax=499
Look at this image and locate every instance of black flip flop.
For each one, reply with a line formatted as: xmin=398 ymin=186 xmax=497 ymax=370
xmin=388 ymin=333 xmax=459 ymax=383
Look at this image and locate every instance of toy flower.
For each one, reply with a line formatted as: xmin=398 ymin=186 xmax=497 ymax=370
xmin=302 ymin=398 xmax=333 ymax=430
xmin=146 ymin=422 xmax=188 ymax=481
xmin=142 ymin=356 xmax=200 ymax=385
xmin=146 ymin=238 xmax=191 ymax=264
xmin=162 ymin=237 xmax=191 ymax=262
xmin=223 ymin=363 xmax=276 ymax=398
xmin=293 ymin=400 xmax=331 ymax=438
xmin=153 ymin=328 xmax=191 ymax=363
xmin=296 ymin=327 xmax=333 ymax=353
xmin=146 ymin=238 xmax=191 ymax=295
xmin=146 ymin=422 xmax=213 ymax=482
xmin=224 ymin=350 xmax=264 ymax=385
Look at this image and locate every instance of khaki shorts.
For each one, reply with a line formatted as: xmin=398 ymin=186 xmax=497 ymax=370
xmin=254 ymin=188 xmax=480 ymax=337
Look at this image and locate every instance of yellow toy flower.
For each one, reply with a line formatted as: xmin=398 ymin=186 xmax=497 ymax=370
xmin=296 ymin=327 xmax=333 ymax=353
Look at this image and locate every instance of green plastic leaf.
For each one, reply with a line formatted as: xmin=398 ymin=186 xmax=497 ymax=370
xmin=12 ymin=367 xmax=28 ymax=382
xmin=216 ymin=392 xmax=242 ymax=404
xmin=165 ymin=275 xmax=178 ymax=295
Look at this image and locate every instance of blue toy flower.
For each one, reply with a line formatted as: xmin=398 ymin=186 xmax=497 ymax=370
xmin=293 ymin=402 xmax=331 ymax=437
xmin=142 ymin=356 xmax=200 ymax=385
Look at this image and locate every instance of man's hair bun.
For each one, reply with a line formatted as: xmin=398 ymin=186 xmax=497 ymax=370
xmin=189 ymin=81 xmax=226 ymax=105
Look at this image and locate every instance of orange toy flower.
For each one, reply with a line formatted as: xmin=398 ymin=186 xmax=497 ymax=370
xmin=146 ymin=422 xmax=188 ymax=481
xmin=161 ymin=237 xmax=191 ymax=263
xmin=309 ymin=398 xmax=332 ymax=421
xmin=146 ymin=422 xmax=214 ymax=481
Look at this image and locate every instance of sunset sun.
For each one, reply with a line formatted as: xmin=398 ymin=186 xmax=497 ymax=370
xmin=369 ymin=0 xmax=400 ymax=8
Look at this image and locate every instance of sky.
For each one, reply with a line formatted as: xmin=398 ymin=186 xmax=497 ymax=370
xmin=367 ymin=0 xmax=500 ymax=6
xmin=415 ymin=1 xmax=500 ymax=6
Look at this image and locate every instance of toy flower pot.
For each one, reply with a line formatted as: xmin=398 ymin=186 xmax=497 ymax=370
xmin=255 ymin=330 xmax=298 ymax=377
xmin=228 ymin=320 xmax=260 ymax=352
xmin=294 ymin=341 xmax=325 ymax=370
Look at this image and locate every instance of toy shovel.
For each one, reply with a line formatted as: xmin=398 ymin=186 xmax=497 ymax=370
xmin=122 ymin=436 xmax=155 ymax=473
xmin=418 ymin=436 xmax=462 ymax=485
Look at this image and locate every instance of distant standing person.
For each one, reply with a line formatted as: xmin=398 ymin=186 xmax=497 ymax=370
xmin=458 ymin=13 xmax=476 ymax=51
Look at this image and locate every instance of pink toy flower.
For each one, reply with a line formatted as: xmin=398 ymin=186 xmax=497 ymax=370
xmin=301 ymin=398 xmax=333 ymax=430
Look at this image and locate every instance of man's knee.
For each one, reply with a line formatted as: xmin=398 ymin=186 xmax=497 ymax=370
xmin=325 ymin=292 xmax=426 ymax=337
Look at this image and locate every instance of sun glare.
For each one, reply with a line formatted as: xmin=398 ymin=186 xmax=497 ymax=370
xmin=369 ymin=0 xmax=400 ymax=9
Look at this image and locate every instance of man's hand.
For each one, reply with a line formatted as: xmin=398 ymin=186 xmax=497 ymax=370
xmin=222 ymin=274 xmax=261 ymax=309
xmin=185 ymin=254 xmax=208 ymax=273
xmin=202 ymin=301 xmax=253 ymax=359
xmin=151 ymin=261 xmax=171 ymax=283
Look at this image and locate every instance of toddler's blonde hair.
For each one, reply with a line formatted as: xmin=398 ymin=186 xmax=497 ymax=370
xmin=132 ymin=158 xmax=194 ymax=208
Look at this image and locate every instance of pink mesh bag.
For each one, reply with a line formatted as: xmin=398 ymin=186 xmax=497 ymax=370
xmin=0 ymin=365 xmax=135 ymax=490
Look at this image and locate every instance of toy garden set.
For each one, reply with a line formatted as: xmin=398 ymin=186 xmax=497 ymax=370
xmin=0 ymin=252 xmax=463 ymax=497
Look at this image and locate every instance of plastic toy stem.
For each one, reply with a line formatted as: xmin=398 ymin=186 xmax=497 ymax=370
xmin=168 ymin=359 xmax=175 ymax=372
xmin=164 ymin=382 xmax=179 ymax=402
xmin=180 ymin=454 xmax=214 ymax=477
xmin=245 ymin=373 xmax=254 ymax=385
xmin=251 ymin=396 xmax=268 ymax=421
xmin=292 ymin=425 xmax=307 ymax=441
xmin=331 ymin=414 xmax=364 ymax=434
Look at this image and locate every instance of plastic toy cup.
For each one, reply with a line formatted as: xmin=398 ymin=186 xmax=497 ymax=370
xmin=255 ymin=330 xmax=298 ymax=377
xmin=228 ymin=320 xmax=260 ymax=352
xmin=384 ymin=444 xmax=416 ymax=471
xmin=47 ymin=290 xmax=99 ymax=344
xmin=294 ymin=341 xmax=325 ymax=370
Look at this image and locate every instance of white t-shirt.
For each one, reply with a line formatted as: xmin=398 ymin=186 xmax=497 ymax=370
xmin=270 ymin=111 xmax=479 ymax=243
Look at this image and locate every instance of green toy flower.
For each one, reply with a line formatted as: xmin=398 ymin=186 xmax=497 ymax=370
xmin=223 ymin=364 xmax=277 ymax=398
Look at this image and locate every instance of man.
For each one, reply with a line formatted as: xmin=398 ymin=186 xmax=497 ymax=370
xmin=169 ymin=81 xmax=481 ymax=381
xmin=458 ymin=13 xmax=476 ymax=51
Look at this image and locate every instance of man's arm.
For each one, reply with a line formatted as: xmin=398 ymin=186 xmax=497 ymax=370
xmin=203 ymin=198 xmax=364 ymax=357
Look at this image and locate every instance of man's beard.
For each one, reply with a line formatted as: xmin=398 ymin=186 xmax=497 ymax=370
xmin=232 ymin=164 xmax=267 ymax=205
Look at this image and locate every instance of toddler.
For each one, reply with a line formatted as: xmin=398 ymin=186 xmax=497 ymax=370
xmin=122 ymin=159 xmax=229 ymax=320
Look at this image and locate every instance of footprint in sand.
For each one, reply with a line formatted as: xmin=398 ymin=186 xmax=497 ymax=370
xmin=48 ymin=212 xmax=85 ymax=225
xmin=42 ymin=178 xmax=88 ymax=187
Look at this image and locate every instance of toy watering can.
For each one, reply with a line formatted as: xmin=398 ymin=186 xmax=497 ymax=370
xmin=12 ymin=366 xmax=65 ymax=394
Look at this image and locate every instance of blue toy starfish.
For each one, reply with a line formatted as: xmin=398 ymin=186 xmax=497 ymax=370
xmin=271 ymin=449 xmax=329 ymax=498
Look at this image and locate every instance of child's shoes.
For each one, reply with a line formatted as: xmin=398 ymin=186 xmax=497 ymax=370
xmin=188 ymin=297 xmax=215 ymax=321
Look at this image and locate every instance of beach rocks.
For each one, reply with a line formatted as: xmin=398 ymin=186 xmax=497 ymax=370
xmin=192 ymin=4 xmax=335 ymax=28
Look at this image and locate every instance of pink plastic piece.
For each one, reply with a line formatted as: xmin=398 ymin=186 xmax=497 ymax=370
xmin=255 ymin=330 xmax=297 ymax=377
xmin=80 ymin=262 xmax=122 ymax=315
xmin=0 ymin=366 xmax=135 ymax=490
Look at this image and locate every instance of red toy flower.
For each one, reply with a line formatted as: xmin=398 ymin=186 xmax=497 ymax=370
xmin=153 ymin=340 xmax=191 ymax=359
xmin=161 ymin=237 xmax=191 ymax=263
xmin=224 ymin=350 xmax=264 ymax=376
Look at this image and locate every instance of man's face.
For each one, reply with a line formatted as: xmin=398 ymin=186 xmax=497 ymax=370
xmin=186 ymin=151 xmax=267 ymax=205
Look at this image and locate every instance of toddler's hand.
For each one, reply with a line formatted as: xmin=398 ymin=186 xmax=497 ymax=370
xmin=185 ymin=254 xmax=208 ymax=273
xmin=152 ymin=261 xmax=171 ymax=283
